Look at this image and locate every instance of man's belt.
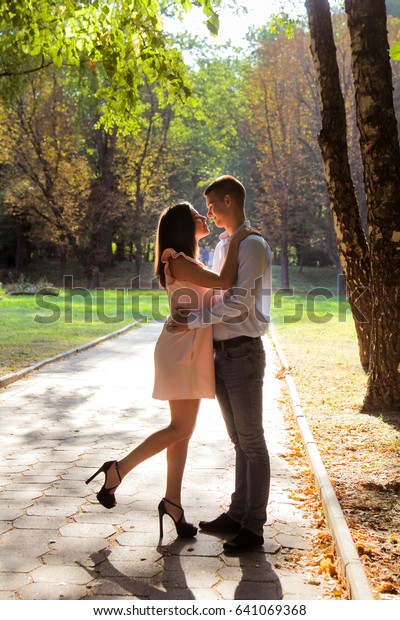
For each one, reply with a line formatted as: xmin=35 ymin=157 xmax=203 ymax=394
xmin=213 ymin=335 xmax=261 ymax=350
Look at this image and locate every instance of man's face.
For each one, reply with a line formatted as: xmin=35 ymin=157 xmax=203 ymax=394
xmin=205 ymin=191 xmax=229 ymax=228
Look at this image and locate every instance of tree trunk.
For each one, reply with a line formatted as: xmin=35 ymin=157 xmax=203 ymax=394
xmin=86 ymin=129 xmax=118 ymax=277
xmin=345 ymin=0 xmax=400 ymax=411
xmin=15 ymin=217 xmax=30 ymax=269
xmin=96 ymin=223 xmax=114 ymax=270
xmin=85 ymin=264 xmax=101 ymax=289
xmin=59 ymin=248 xmax=67 ymax=284
xmin=280 ymin=203 xmax=290 ymax=290
xmin=305 ymin=0 xmax=371 ymax=370
xmin=133 ymin=169 xmax=144 ymax=279
xmin=133 ymin=237 xmax=142 ymax=279
xmin=115 ymin=237 xmax=126 ymax=262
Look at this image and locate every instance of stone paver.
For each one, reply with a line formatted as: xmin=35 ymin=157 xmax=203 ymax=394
xmin=0 ymin=322 xmax=333 ymax=600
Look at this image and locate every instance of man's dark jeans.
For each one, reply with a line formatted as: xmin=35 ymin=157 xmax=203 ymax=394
xmin=214 ymin=337 xmax=270 ymax=536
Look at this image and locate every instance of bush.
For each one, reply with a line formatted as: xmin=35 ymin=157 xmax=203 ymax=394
xmin=4 ymin=274 xmax=59 ymax=295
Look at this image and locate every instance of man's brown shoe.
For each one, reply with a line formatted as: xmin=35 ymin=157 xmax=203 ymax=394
xmin=199 ymin=513 xmax=241 ymax=533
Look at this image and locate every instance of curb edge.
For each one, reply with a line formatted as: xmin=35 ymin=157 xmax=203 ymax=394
xmin=0 ymin=321 xmax=139 ymax=389
xmin=269 ymin=324 xmax=374 ymax=600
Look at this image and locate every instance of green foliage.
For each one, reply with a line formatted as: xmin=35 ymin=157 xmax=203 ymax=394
xmin=246 ymin=8 xmax=306 ymax=45
xmin=390 ymin=41 xmax=400 ymax=60
xmin=267 ymin=12 xmax=300 ymax=40
xmin=0 ymin=0 xmax=219 ymax=134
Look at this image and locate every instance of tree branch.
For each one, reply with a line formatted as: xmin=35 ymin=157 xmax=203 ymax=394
xmin=0 ymin=56 xmax=53 ymax=78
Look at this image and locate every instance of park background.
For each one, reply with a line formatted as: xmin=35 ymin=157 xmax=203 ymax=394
xmin=0 ymin=0 xmax=399 ymax=599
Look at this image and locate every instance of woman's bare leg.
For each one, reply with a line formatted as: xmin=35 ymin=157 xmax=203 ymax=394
xmin=164 ymin=400 xmax=201 ymax=521
xmin=104 ymin=399 xmax=200 ymax=512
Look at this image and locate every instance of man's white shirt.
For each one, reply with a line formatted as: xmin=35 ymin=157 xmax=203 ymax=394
xmin=188 ymin=221 xmax=272 ymax=340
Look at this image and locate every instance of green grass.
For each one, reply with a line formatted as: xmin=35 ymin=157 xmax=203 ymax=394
xmin=0 ymin=263 xmax=346 ymax=377
xmin=271 ymin=291 xmax=367 ymax=418
xmin=272 ymin=265 xmax=339 ymax=293
xmin=0 ymin=289 xmax=169 ymax=375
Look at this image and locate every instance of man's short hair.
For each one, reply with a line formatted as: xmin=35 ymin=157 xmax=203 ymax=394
xmin=204 ymin=175 xmax=246 ymax=208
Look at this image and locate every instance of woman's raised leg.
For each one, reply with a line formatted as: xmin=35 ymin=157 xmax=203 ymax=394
xmin=99 ymin=399 xmax=200 ymax=504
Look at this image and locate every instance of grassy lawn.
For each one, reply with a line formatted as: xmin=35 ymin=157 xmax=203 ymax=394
xmin=0 ymin=289 xmax=169 ymax=375
xmin=1 ymin=263 xmax=338 ymax=376
xmin=272 ymin=291 xmax=367 ymax=417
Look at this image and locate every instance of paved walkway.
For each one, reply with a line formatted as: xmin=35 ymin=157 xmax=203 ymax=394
xmin=0 ymin=323 xmax=331 ymax=600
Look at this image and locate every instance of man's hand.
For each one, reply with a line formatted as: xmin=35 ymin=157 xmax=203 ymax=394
xmin=166 ymin=308 xmax=191 ymax=332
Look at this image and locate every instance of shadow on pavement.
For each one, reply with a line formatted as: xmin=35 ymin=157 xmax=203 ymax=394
xmin=81 ymin=536 xmax=283 ymax=600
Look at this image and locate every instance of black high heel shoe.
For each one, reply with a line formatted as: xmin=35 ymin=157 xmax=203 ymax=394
xmin=158 ymin=498 xmax=198 ymax=539
xmin=85 ymin=460 xmax=121 ymax=509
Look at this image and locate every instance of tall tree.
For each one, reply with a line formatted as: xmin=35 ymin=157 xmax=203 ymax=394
xmin=116 ymin=82 xmax=174 ymax=279
xmin=245 ymin=27 xmax=336 ymax=288
xmin=166 ymin=48 xmax=254 ymax=224
xmin=305 ymin=0 xmax=400 ymax=412
xmin=83 ymin=127 xmax=121 ymax=287
xmin=344 ymin=0 xmax=400 ymax=411
xmin=1 ymin=69 xmax=126 ymax=288
xmin=305 ymin=0 xmax=371 ymax=369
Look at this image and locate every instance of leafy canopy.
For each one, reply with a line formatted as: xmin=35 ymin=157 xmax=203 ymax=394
xmin=0 ymin=0 xmax=219 ymax=134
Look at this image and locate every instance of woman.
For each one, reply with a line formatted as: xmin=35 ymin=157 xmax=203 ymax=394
xmin=86 ymin=202 xmax=255 ymax=540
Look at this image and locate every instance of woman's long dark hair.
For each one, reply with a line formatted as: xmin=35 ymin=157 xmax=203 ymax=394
xmin=154 ymin=202 xmax=197 ymax=288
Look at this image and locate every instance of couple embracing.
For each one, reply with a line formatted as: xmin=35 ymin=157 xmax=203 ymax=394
xmin=86 ymin=175 xmax=272 ymax=554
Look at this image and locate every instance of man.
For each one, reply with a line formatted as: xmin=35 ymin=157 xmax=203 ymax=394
xmin=173 ymin=175 xmax=272 ymax=552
